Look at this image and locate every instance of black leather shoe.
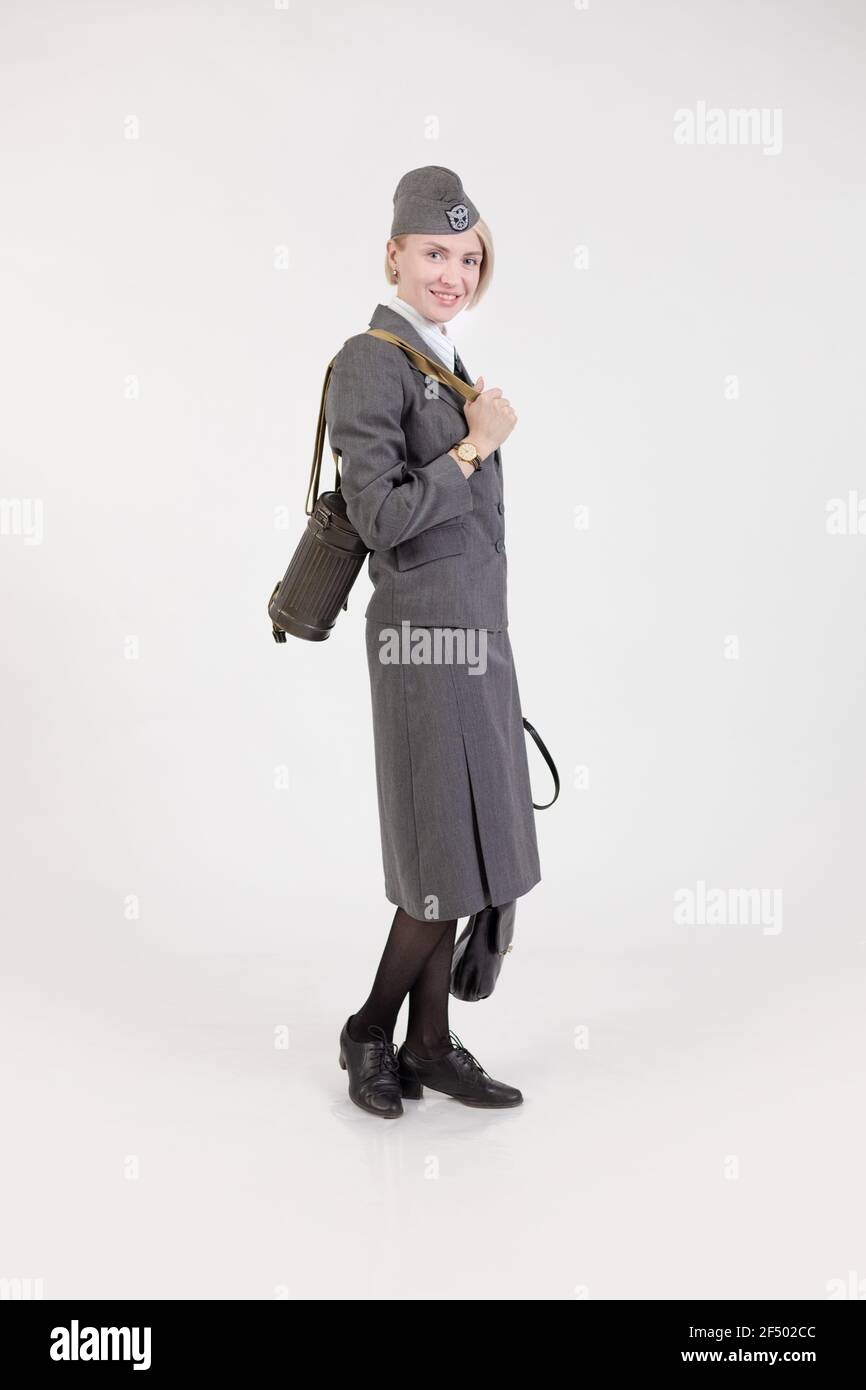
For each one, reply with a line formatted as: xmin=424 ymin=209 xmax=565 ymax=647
xmin=339 ymin=1017 xmax=403 ymax=1118
xmin=397 ymin=1031 xmax=523 ymax=1107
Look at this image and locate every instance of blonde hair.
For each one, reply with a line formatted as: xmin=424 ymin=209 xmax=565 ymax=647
xmin=383 ymin=217 xmax=494 ymax=310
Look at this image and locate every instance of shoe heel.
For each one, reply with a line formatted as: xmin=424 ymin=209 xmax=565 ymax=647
xmin=399 ymin=1069 xmax=423 ymax=1100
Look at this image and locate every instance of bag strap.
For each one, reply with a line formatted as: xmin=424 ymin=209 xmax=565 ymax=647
xmin=366 ymin=328 xmax=481 ymax=404
xmin=523 ymin=717 xmax=560 ymax=809
xmin=305 ymin=357 xmax=342 ymax=516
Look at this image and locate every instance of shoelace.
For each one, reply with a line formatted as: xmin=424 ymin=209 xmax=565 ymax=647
xmin=364 ymin=1025 xmax=400 ymax=1089
xmin=448 ymin=1030 xmax=491 ymax=1078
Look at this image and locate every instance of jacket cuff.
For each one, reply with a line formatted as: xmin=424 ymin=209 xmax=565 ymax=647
xmin=423 ymin=450 xmax=476 ymax=513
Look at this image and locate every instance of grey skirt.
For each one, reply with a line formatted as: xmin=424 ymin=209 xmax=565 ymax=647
xmin=364 ymin=620 xmax=542 ymax=921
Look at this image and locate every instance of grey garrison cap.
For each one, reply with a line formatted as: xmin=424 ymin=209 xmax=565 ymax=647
xmin=390 ymin=165 xmax=480 ymax=237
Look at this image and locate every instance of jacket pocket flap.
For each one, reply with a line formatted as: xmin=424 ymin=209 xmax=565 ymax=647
xmin=394 ymin=521 xmax=466 ymax=570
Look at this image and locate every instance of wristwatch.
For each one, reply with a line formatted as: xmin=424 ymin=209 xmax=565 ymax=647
xmin=454 ymin=439 xmax=483 ymax=470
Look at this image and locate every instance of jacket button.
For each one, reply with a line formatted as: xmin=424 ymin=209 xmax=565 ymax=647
xmin=497 ymin=501 xmax=504 ymax=513
xmin=495 ymin=538 xmax=504 ymax=553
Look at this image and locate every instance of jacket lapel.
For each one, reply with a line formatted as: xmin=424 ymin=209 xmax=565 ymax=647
xmin=367 ymin=302 xmax=468 ymax=420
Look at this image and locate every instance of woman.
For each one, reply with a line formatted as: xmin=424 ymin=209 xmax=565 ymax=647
xmin=325 ymin=166 xmax=541 ymax=1118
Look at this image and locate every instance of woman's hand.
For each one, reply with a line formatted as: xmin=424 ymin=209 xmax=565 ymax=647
xmin=463 ymin=375 xmax=517 ymax=458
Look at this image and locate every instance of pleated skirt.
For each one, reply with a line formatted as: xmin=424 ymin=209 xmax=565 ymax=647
xmin=364 ymin=620 xmax=542 ymax=921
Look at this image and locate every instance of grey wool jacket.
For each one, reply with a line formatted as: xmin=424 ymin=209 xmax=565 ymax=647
xmin=324 ymin=301 xmax=508 ymax=629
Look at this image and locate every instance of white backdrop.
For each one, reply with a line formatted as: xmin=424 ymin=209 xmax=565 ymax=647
xmin=2 ymin=0 xmax=864 ymax=1300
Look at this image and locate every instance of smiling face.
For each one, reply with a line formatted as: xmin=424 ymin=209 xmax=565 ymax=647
xmin=387 ymin=230 xmax=484 ymax=324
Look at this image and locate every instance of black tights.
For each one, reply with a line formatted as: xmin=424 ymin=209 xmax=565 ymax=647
xmin=347 ymin=907 xmax=459 ymax=1059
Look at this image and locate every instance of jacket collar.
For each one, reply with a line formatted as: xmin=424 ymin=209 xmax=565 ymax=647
xmin=367 ymin=302 xmax=466 ymax=419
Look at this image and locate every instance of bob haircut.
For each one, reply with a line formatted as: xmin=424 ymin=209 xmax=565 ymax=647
xmin=383 ymin=217 xmax=494 ymax=311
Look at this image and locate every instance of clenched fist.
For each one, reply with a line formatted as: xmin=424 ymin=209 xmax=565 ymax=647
xmin=463 ymin=375 xmax=518 ymax=459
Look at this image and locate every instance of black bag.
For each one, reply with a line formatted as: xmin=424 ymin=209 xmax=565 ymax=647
xmin=267 ymin=488 xmax=370 ymax=643
xmin=450 ymin=900 xmax=516 ymax=1002
xmin=268 ymin=356 xmax=370 ymax=642
xmin=450 ymin=719 xmax=560 ymax=1001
